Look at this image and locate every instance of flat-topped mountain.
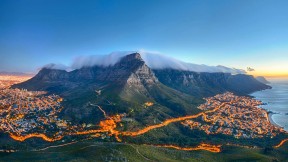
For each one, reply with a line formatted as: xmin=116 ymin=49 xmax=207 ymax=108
xmin=13 ymin=53 xmax=271 ymax=124
xmin=14 ymin=53 xmax=199 ymax=123
xmin=20 ymin=53 xmax=157 ymax=86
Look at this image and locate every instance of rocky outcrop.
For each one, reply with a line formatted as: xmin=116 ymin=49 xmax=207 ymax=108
xmin=14 ymin=53 xmax=158 ymax=90
xmin=15 ymin=53 xmax=270 ymax=96
xmin=13 ymin=53 xmax=272 ymax=123
xmin=31 ymin=68 xmax=69 ymax=81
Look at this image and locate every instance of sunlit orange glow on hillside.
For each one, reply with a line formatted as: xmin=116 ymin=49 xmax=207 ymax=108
xmin=153 ymin=143 xmax=221 ymax=153
xmin=5 ymin=94 xmax=287 ymax=154
xmin=274 ymin=138 xmax=288 ymax=148
xmin=144 ymin=102 xmax=154 ymax=107
xmin=8 ymin=103 xmax=226 ymax=153
xmin=9 ymin=133 xmax=63 ymax=142
xmin=121 ymin=102 xmax=226 ymax=137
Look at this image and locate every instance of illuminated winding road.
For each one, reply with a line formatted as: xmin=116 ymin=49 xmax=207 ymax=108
xmin=7 ymin=99 xmax=288 ymax=153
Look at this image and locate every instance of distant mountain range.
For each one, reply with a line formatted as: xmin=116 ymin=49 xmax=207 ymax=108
xmin=255 ymin=76 xmax=270 ymax=84
xmin=14 ymin=53 xmax=271 ymax=125
xmin=0 ymin=71 xmax=32 ymax=76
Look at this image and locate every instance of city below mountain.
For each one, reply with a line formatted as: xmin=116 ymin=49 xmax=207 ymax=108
xmin=2 ymin=1 xmax=288 ymax=161
xmin=13 ymin=53 xmax=271 ymax=123
xmin=0 ymin=53 xmax=286 ymax=161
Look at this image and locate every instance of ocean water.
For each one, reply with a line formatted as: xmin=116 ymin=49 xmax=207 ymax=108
xmin=251 ymin=78 xmax=288 ymax=131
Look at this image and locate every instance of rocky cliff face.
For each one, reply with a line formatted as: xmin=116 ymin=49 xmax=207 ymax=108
xmin=98 ymin=53 xmax=158 ymax=85
xmin=153 ymin=69 xmax=271 ymax=96
xmin=31 ymin=68 xmax=69 ymax=81
xmin=13 ymin=53 xmax=162 ymax=123
xmin=15 ymin=53 xmax=158 ymax=90
xmin=15 ymin=52 xmax=270 ymax=96
xmin=123 ymin=54 xmax=158 ymax=86
xmin=13 ymin=53 xmax=271 ymax=123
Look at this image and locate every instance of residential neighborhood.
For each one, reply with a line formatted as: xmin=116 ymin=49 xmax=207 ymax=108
xmin=182 ymin=92 xmax=285 ymax=138
xmin=0 ymin=88 xmax=70 ymax=139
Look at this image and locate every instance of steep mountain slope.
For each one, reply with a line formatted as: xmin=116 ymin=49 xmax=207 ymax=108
xmin=13 ymin=53 xmax=270 ymax=125
xmin=153 ymin=69 xmax=271 ymax=97
xmin=226 ymin=74 xmax=271 ymax=94
xmin=14 ymin=53 xmax=201 ymax=125
xmin=71 ymin=51 xmax=246 ymax=74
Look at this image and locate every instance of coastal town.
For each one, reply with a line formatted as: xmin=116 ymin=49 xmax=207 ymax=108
xmin=0 ymin=74 xmax=287 ymax=153
xmin=182 ymin=92 xmax=285 ymax=138
xmin=0 ymin=88 xmax=72 ymax=139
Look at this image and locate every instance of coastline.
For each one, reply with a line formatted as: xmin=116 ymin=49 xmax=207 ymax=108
xmin=250 ymin=86 xmax=282 ymax=128
xmin=268 ymin=113 xmax=283 ymax=129
xmin=251 ymin=79 xmax=288 ymax=131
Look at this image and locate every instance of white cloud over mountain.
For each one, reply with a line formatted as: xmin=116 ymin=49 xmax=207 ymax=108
xmin=44 ymin=51 xmax=246 ymax=74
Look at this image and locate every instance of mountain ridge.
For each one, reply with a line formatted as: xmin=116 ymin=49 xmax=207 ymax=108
xmin=0 ymin=71 xmax=33 ymax=76
xmin=49 ymin=51 xmax=246 ymax=74
xmin=255 ymin=76 xmax=270 ymax=84
xmin=14 ymin=53 xmax=201 ymax=124
xmin=13 ymin=53 xmax=270 ymax=124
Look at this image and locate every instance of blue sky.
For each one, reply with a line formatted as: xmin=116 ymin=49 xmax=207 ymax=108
xmin=1 ymin=0 xmax=288 ymax=76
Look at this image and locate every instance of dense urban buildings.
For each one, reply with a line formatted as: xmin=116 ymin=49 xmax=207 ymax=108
xmin=0 ymin=75 xmax=287 ymax=155
xmin=182 ymin=92 xmax=285 ymax=138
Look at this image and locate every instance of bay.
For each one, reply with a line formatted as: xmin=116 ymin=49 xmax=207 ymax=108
xmin=251 ymin=78 xmax=288 ymax=131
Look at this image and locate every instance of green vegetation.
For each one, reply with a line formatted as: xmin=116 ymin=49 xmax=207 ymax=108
xmin=0 ymin=140 xmax=287 ymax=162
xmin=7 ymin=55 xmax=286 ymax=161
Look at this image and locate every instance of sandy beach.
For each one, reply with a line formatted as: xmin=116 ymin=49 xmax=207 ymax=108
xmin=268 ymin=113 xmax=283 ymax=128
xmin=251 ymin=78 xmax=288 ymax=131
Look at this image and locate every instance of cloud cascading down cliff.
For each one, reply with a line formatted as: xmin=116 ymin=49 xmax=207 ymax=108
xmin=43 ymin=51 xmax=246 ymax=74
